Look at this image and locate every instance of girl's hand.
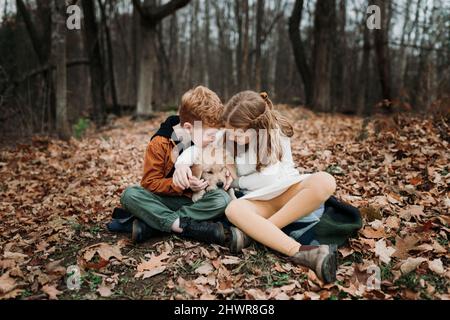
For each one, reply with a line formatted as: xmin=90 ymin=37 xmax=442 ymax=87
xmin=173 ymin=165 xmax=192 ymax=190
xmin=189 ymin=177 xmax=208 ymax=192
xmin=224 ymin=169 xmax=233 ymax=191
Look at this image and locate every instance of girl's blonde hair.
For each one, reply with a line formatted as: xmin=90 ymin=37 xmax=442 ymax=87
xmin=223 ymin=91 xmax=293 ymax=171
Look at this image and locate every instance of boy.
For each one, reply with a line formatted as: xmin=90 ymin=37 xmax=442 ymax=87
xmin=108 ymin=86 xmax=232 ymax=245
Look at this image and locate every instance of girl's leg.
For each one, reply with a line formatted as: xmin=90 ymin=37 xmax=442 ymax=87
xmin=225 ymin=199 xmax=302 ymax=256
xmin=268 ymin=172 xmax=336 ymax=229
xmin=225 ymin=172 xmax=336 ymax=257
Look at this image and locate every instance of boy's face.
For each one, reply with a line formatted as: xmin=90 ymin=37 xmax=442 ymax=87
xmin=183 ymin=122 xmax=218 ymax=147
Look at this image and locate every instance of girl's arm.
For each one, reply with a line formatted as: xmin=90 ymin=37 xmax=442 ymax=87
xmin=237 ymin=163 xmax=281 ymax=191
xmin=237 ymin=137 xmax=295 ymax=191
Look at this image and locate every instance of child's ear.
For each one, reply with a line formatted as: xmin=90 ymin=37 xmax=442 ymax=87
xmin=183 ymin=123 xmax=193 ymax=132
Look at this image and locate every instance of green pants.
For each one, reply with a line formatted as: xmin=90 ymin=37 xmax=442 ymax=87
xmin=120 ymin=186 xmax=231 ymax=233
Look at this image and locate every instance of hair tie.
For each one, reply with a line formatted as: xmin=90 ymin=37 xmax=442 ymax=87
xmin=260 ymin=92 xmax=269 ymax=101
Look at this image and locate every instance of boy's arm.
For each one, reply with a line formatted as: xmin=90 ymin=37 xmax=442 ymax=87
xmin=141 ymin=137 xmax=184 ymax=195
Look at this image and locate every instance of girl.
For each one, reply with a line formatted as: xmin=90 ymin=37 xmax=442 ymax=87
xmin=222 ymin=91 xmax=338 ymax=283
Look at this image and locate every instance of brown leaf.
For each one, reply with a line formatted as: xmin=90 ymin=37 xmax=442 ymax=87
xmin=97 ymin=285 xmax=113 ymax=297
xmin=399 ymin=205 xmax=425 ymax=222
xmin=195 ymin=262 xmax=214 ymax=275
xmin=392 ymin=235 xmax=420 ymax=259
xmin=135 ymin=251 xmax=170 ymax=279
xmin=245 ymin=288 xmax=267 ymax=300
xmin=0 ymin=272 xmax=17 ymax=295
xmin=400 ymin=257 xmax=427 ymax=274
xmin=361 ymin=226 xmax=388 ymax=239
xmin=42 ymin=284 xmax=62 ymax=300
xmin=82 ymin=242 xmax=124 ymax=263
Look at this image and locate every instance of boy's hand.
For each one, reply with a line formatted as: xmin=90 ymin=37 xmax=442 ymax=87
xmin=189 ymin=177 xmax=208 ymax=192
xmin=224 ymin=169 xmax=233 ymax=191
xmin=173 ymin=165 xmax=192 ymax=190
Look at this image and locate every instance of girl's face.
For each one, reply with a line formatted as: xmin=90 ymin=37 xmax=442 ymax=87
xmin=225 ymin=125 xmax=255 ymax=146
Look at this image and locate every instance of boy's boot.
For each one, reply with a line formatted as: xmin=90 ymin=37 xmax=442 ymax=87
xmin=106 ymin=208 xmax=134 ymax=233
xmin=180 ymin=217 xmax=226 ymax=245
xmin=290 ymin=245 xmax=338 ymax=284
xmin=131 ymin=219 xmax=159 ymax=243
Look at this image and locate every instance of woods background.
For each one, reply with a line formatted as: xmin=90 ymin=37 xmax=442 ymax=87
xmin=0 ymin=0 xmax=449 ymax=141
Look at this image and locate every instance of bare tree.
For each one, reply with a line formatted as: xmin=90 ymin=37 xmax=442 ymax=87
xmin=373 ymin=0 xmax=392 ymax=101
xmin=98 ymin=0 xmax=119 ymax=115
xmin=311 ymin=0 xmax=336 ymax=112
xmin=132 ymin=0 xmax=191 ymax=118
xmin=289 ymin=0 xmax=312 ymax=106
xmin=52 ymin=0 xmax=70 ymax=140
xmin=82 ymin=0 xmax=107 ymax=124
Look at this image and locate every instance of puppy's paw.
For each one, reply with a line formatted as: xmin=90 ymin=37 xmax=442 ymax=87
xmin=192 ymin=191 xmax=206 ymax=203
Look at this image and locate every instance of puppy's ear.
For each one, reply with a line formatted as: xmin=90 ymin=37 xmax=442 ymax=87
xmin=191 ymin=164 xmax=203 ymax=179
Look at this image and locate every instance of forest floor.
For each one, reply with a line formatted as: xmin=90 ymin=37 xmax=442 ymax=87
xmin=0 ymin=106 xmax=449 ymax=300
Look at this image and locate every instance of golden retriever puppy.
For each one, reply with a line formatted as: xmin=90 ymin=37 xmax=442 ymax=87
xmin=191 ymin=144 xmax=237 ymax=202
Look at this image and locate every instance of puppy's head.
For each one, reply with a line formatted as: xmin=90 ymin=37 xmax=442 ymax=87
xmin=201 ymin=164 xmax=228 ymax=191
xmin=193 ymin=144 xmax=234 ymax=191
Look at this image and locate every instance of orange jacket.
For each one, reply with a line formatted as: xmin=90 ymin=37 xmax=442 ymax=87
xmin=140 ymin=116 xmax=191 ymax=197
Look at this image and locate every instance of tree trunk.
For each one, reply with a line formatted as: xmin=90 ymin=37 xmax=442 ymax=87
xmin=132 ymin=0 xmax=191 ymax=117
xmin=136 ymin=21 xmax=157 ymax=117
xmin=98 ymin=0 xmax=119 ymax=115
xmin=288 ymin=0 xmax=313 ymax=106
xmin=357 ymin=19 xmax=372 ymax=116
xmin=241 ymin=0 xmax=250 ymax=89
xmin=204 ymin=0 xmax=211 ymax=87
xmin=334 ymin=0 xmax=347 ymax=112
xmin=373 ymin=0 xmax=392 ymax=101
xmin=234 ymin=0 xmax=243 ymax=90
xmin=255 ymin=0 xmax=264 ymax=92
xmin=82 ymin=0 xmax=107 ymax=125
xmin=52 ymin=0 xmax=70 ymax=140
xmin=312 ymin=0 xmax=335 ymax=112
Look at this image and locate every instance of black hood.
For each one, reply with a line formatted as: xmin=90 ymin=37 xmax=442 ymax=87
xmin=151 ymin=115 xmax=180 ymax=141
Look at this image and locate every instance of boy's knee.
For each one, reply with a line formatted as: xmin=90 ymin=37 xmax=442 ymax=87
xmin=205 ymin=189 xmax=231 ymax=210
xmin=120 ymin=186 xmax=142 ymax=208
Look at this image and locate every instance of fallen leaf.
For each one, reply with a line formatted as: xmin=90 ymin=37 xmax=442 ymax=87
xmin=245 ymin=289 xmax=267 ymax=300
xmin=428 ymin=259 xmax=445 ymax=275
xmin=385 ymin=216 xmax=400 ymax=230
xmin=392 ymin=235 xmax=420 ymax=259
xmin=374 ymin=239 xmax=396 ymax=264
xmin=361 ymin=227 xmax=388 ymax=239
xmin=399 ymin=206 xmax=425 ymax=221
xmin=221 ymin=256 xmax=242 ymax=265
xmin=82 ymin=242 xmax=124 ymax=262
xmin=195 ymin=262 xmax=214 ymax=275
xmin=400 ymin=257 xmax=427 ymax=274
xmin=97 ymin=285 xmax=113 ymax=297
xmin=42 ymin=284 xmax=62 ymax=300
xmin=135 ymin=251 xmax=170 ymax=279
xmin=338 ymin=247 xmax=354 ymax=258
xmin=0 ymin=272 xmax=16 ymax=295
